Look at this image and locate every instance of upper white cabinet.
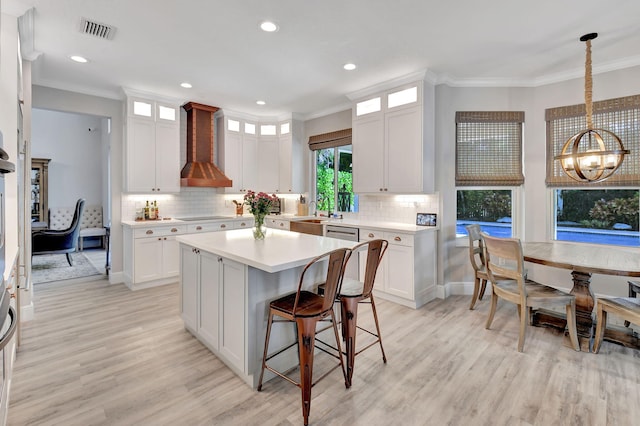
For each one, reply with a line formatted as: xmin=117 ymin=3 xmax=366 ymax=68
xmin=352 ymin=81 xmax=434 ymax=193
xmin=125 ymin=96 xmax=180 ymax=193
xmin=219 ymin=115 xmax=304 ymax=194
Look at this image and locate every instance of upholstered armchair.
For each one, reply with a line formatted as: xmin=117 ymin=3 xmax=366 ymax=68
xmin=32 ymin=198 xmax=85 ymax=266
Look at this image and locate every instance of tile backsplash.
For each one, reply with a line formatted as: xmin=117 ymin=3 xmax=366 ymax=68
xmin=122 ymin=191 xmax=440 ymax=224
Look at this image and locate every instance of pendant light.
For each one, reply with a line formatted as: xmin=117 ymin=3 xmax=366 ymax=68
xmin=554 ymin=33 xmax=629 ymax=182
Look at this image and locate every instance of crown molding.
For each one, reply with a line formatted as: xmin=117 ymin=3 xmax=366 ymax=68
xmin=2 ymin=0 xmax=31 ymax=17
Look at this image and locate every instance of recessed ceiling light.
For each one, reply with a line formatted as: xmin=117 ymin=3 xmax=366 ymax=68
xmin=69 ymin=55 xmax=88 ymax=63
xmin=343 ymin=63 xmax=357 ymax=71
xmin=180 ymin=82 xmax=193 ymax=88
xmin=256 ymin=100 xmax=266 ymax=106
xmin=260 ymin=21 xmax=278 ymax=32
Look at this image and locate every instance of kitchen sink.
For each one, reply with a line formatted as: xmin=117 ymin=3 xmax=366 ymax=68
xmin=290 ymin=219 xmax=325 ymax=236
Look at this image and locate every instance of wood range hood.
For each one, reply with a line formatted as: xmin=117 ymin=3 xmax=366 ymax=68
xmin=180 ymin=102 xmax=232 ymax=188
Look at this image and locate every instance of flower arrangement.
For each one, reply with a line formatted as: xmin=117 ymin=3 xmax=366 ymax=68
xmin=243 ymin=191 xmax=278 ymax=216
xmin=244 ymin=191 xmax=278 ymax=240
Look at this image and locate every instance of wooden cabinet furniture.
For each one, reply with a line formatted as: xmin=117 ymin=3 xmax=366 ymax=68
xmin=180 ymin=246 xmax=246 ymax=372
xmin=30 ymin=158 xmax=50 ymax=223
xmin=124 ymin=95 xmax=180 ymax=193
xmin=359 ymin=227 xmax=437 ymax=308
xmin=219 ymin=115 xmax=303 ymax=194
xmin=352 ymin=80 xmax=435 ymax=193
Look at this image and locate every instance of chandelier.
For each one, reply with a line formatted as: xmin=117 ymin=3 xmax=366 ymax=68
xmin=555 ymin=33 xmax=629 ymax=182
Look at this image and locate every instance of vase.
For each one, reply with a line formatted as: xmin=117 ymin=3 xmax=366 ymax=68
xmin=253 ymin=214 xmax=267 ymax=240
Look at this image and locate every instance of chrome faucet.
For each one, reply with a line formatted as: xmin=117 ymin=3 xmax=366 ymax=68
xmin=308 ymin=201 xmax=317 ymax=217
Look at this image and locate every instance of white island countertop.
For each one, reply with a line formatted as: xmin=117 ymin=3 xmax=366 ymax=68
xmin=177 ymin=228 xmax=355 ymax=273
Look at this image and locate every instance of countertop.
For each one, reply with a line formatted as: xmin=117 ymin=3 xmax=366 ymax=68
xmin=267 ymin=214 xmax=438 ymax=233
xmin=122 ymin=216 xmax=243 ymax=227
xmin=177 ymin=228 xmax=355 ymax=273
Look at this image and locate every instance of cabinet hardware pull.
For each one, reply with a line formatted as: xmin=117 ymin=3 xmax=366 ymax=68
xmin=394 ymin=236 xmax=401 ymax=241
xmin=164 ymin=237 xmax=167 ymax=240
xmin=279 ymin=223 xmax=284 ymax=227
xmin=171 ymin=228 xmax=178 ymax=232
xmin=379 ymin=188 xmax=383 ymax=191
xmin=158 ymin=237 xmax=162 ymax=241
xmin=368 ymin=233 xmax=374 ymax=238
xmin=196 ymin=226 xmax=202 ymax=230
xmin=241 ymin=222 xmax=246 ymax=226
xmin=221 ymin=224 xmax=226 ymax=228
xmin=384 ymin=188 xmax=388 ymax=191
xmin=146 ymin=230 xmax=153 ymax=235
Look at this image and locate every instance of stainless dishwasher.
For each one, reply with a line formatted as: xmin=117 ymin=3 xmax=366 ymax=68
xmin=325 ymin=225 xmax=359 ymax=280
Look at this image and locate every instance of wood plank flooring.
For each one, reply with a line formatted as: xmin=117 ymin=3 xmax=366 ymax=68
xmin=8 ymin=278 xmax=640 ymax=425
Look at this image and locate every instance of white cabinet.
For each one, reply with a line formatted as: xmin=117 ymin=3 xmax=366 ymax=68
xmin=265 ymin=217 xmax=290 ymax=231
xmin=124 ymin=225 xmax=186 ymax=289
xmin=220 ymin=116 xmax=304 ymax=194
xmin=359 ymin=228 xmax=436 ymax=309
xmin=352 ymin=81 xmax=434 ymax=193
xmin=125 ymin=96 xmax=180 ymax=193
xmin=179 ymin=245 xmax=246 ymax=372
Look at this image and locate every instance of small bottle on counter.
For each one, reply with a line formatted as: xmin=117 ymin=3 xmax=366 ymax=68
xmin=149 ymin=201 xmax=156 ymax=220
xmin=154 ymin=200 xmax=159 ymax=219
xmin=144 ymin=200 xmax=150 ymax=220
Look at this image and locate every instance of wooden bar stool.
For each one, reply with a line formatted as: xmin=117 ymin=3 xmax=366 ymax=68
xmin=337 ymin=239 xmax=388 ymax=387
xmin=257 ymin=247 xmax=350 ymax=426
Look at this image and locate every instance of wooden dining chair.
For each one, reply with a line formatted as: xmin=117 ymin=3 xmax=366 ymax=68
xmin=257 ymin=247 xmax=350 ymax=426
xmin=482 ymin=233 xmax=580 ymax=353
xmin=623 ymin=280 xmax=640 ymax=328
xmin=593 ymin=292 xmax=640 ymax=353
xmin=465 ymin=224 xmax=489 ymax=310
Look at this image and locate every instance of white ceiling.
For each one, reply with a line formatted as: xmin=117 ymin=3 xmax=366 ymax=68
xmin=5 ymin=0 xmax=640 ymax=119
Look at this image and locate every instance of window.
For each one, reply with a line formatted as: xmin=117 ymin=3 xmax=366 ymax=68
xmin=308 ymin=129 xmax=357 ymax=214
xmin=547 ymin=95 xmax=640 ymax=246
xmin=554 ymin=189 xmax=639 ymax=247
xmin=455 ymin=111 xmax=524 ymax=237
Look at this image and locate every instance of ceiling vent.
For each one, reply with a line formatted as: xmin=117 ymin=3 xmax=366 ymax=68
xmin=79 ymin=18 xmax=116 ymax=40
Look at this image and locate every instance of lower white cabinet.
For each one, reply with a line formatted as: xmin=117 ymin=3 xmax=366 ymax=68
xmin=265 ymin=217 xmax=290 ymax=230
xmin=359 ymin=228 xmax=436 ymax=309
xmin=180 ymin=244 xmax=246 ymax=373
xmin=123 ymin=225 xmax=186 ymax=290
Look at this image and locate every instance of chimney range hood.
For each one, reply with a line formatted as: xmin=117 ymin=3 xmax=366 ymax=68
xmin=181 ymin=102 xmax=232 ymax=187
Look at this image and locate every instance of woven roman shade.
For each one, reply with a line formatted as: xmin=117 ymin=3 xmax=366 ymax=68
xmin=546 ymin=94 xmax=640 ymax=187
xmin=456 ymin=111 xmax=525 ymax=186
xmin=308 ymin=128 xmax=352 ymax=151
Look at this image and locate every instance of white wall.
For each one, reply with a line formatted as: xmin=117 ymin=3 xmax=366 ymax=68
xmin=31 ymin=108 xmax=104 ymax=208
xmin=436 ymin=65 xmax=640 ymax=298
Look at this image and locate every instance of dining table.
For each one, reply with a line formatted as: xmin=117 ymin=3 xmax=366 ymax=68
xmin=522 ymin=241 xmax=640 ymax=350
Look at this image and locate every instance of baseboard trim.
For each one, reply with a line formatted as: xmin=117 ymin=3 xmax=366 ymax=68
xmin=20 ymin=300 xmax=34 ymax=322
xmin=108 ymin=271 xmax=124 ymax=285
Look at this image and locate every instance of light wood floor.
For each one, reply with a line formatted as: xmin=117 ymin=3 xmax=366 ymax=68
xmin=8 ymin=278 xmax=640 ymax=425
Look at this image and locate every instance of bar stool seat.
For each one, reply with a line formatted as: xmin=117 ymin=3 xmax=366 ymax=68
xmin=257 ymin=247 xmax=350 ymax=426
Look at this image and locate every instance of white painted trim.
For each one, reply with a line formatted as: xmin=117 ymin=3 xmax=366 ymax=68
xmin=19 ymin=299 xmax=34 ymax=321
xmin=108 ymin=271 xmax=124 ymax=285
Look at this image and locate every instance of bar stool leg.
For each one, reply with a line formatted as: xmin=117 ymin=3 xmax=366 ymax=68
xmin=370 ymin=294 xmax=387 ymax=363
xmin=341 ymin=297 xmax=359 ymax=388
xmin=296 ymin=316 xmax=318 ymax=426
xmin=257 ymin=311 xmax=275 ymax=392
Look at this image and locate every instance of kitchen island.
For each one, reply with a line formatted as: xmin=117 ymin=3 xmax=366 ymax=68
xmin=177 ymin=228 xmax=356 ymax=389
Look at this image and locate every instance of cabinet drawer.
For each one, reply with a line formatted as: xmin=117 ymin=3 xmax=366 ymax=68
xmin=384 ymin=231 xmax=413 ymax=247
xmin=188 ymin=222 xmax=234 ymax=233
xmin=235 ymin=218 xmax=253 ymax=229
xmin=134 ymin=225 xmax=186 ymax=238
xmin=359 ymin=228 xmax=382 ymax=241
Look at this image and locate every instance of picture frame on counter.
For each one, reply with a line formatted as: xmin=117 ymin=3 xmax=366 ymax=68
xmin=416 ymin=213 xmax=437 ymax=226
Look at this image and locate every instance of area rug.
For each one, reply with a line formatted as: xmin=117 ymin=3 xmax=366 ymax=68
xmin=32 ymin=253 xmax=102 ymax=284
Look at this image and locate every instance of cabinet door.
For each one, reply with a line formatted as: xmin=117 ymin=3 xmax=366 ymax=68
xmin=162 ymin=235 xmax=181 ymax=277
xmin=384 ymin=243 xmax=414 ymax=299
xmin=242 ymin=134 xmax=258 ymax=191
xmin=278 ymin=133 xmax=293 ymax=193
xmin=385 ymin=106 xmax=422 ymax=193
xmin=220 ymin=258 xmax=246 ymax=371
xmin=126 ymin=117 xmax=157 ymax=192
xmin=155 ymin=120 xmax=180 ymax=193
xmin=223 ymin=130 xmax=243 ymax=192
xmin=180 ymin=245 xmax=198 ymax=330
xmin=258 ymin=136 xmax=280 ymax=192
xmin=198 ymin=251 xmax=221 ymax=350
xmin=134 ymin=237 xmax=163 ymax=282
xmin=353 ymin=114 xmax=385 ymax=193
